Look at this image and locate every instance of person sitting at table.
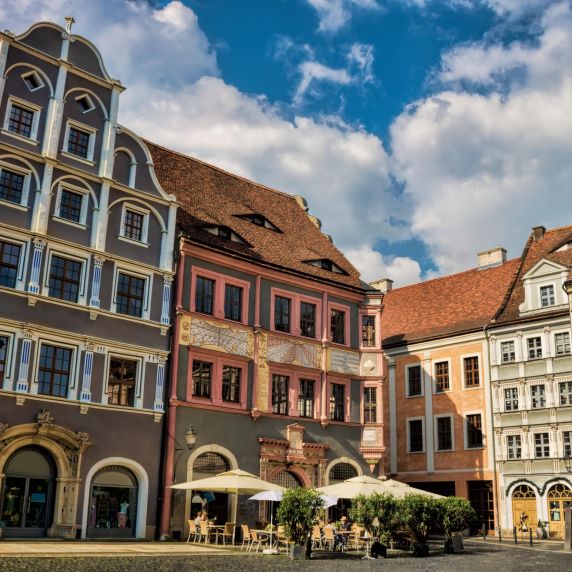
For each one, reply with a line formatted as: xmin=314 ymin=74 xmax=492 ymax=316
xmin=334 ymin=516 xmax=350 ymax=551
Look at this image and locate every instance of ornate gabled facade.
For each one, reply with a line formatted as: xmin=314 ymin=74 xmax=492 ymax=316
xmin=0 ymin=21 xmax=177 ymax=538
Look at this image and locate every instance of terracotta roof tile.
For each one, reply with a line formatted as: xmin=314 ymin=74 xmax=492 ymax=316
xmin=146 ymin=141 xmax=363 ymax=290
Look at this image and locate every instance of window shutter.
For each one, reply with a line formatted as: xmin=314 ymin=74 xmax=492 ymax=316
xmin=31 ymin=110 xmax=40 ymax=140
xmin=87 ymin=132 xmax=96 ymax=161
xmin=142 ymin=213 xmax=149 ymax=243
xmin=21 ymin=173 xmax=31 ymax=206
xmin=53 ymin=186 xmax=62 ymax=217
xmin=63 ymin=123 xmax=71 ymax=152
xmin=120 ymin=204 xmax=127 ymax=237
xmin=80 ymin=192 xmax=89 ymax=226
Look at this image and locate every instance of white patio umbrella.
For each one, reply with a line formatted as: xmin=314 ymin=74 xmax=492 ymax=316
xmin=170 ymin=468 xmax=285 ymax=541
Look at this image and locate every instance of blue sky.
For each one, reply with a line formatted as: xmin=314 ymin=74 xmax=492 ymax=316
xmin=2 ymin=0 xmax=571 ymax=285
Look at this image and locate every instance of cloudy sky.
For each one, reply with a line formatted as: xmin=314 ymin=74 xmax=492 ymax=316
xmin=3 ymin=0 xmax=571 ymax=285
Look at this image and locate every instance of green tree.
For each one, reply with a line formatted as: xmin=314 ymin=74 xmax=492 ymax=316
xmin=276 ymin=487 xmax=325 ymax=547
xmin=399 ymin=494 xmax=441 ymax=556
xmin=438 ymin=497 xmax=477 ymax=539
xmin=349 ymin=492 xmax=400 ymax=541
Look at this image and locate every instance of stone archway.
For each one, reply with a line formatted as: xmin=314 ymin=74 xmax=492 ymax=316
xmin=0 ymin=410 xmax=90 ymax=538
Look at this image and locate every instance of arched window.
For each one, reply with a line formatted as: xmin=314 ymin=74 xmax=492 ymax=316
xmin=329 ymin=462 xmax=357 ymax=484
xmin=193 ymin=452 xmax=230 ymax=475
xmin=512 ymin=485 xmax=536 ymax=498
xmin=271 ymin=470 xmax=301 ymax=489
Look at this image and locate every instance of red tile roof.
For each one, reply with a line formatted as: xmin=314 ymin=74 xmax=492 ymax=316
xmin=146 ymin=141 xmax=363 ymax=290
xmin=381 ymin=258 xmax=520 ymax=347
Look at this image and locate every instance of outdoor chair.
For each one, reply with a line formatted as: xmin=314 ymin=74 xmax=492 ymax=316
xmin=221 ymin=522 xmax=235 ymax=545
xmin=199 ymin=520 xmax=215 ymax=544
xmin=275 ymin=525 xmax=289 ymax=553
xmin=187 ymin=520 xmax=197 ymax=543
xmin=348 ymin=527 xmax=363 ymax=551
xmin=249 ymin=529 xmax=269 ymax=553
xmin=311 ymin=525 xmax=323 ymax=550
xmin=240 ymin=524 xmax=252 ymax=551
xmin=323 ymin=526 xmax=335 ymax=550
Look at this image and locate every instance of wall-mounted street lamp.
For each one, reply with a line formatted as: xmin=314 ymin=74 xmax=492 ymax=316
xmin=563 ymin=454 xmax=572 ymax=473
xmin=185 ymin=425 xmax=198 ymax=450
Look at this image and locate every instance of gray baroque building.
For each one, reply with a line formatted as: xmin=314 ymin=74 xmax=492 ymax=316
xmin=0 ymin=21 xmax=177 ymax=539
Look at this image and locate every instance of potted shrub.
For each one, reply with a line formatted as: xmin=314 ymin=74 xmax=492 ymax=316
xmin=350 ymin=492 xmax=399 ymax=545
xmin=438 ymin=496 xmax=477 ymax=553
xmin=399 ymin=494 xmax=441 ymax=557
xmin=276 ymin=487 xmax=325 ymax=559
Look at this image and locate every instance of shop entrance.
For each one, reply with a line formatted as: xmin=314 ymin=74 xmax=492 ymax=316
xmin=511 ymin=485 xmax=537 ymax=533
xmin=0 ymin=447 xmax=56 ymax=537
xmin=547 ymin=483 xmax=572 ymax=539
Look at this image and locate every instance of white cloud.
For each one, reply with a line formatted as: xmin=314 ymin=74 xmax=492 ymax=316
xmin=295 ymin=61 xmax=352 ymax=103
xmin=348 ymin=43 xmax=375 ymax=83
xmin=306 ymin=0 xmax=380 ymax=33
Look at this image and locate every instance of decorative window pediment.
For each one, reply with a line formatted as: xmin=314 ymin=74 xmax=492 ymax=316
xmin=520 ymin=258 xmax=568 ymax=314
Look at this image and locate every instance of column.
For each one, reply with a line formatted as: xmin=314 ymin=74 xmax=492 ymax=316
xmin=0 ymin=34 xmax=11 ymax=103
xmin=153 ymin=358 xmax=166 ymax=412
xmin=27 ymin=238 xmax=46 ymax=294
xmin=388 ymin=359 xmax=397 ymax=474
xmin=423 ymin=354 xmax=434 ymax=473
xmin=160 ymin=201 xmax=178 ymax=271
xmin=31 ymin=162 xmax=54 ymax=235
xmin=80 ymin=346 xmax=94 ymax=402
xmin=15 ymin=332 xmax=33 ymax=393
xmin=93 ymin=183 xmax=110 ymax=251
xmin=160 ymin=275 xmax=173 ymax=325
xmin=89 ymin=255 xmax=105 ymax=308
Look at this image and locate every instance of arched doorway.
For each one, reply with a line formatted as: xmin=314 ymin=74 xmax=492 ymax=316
xmin=511 ymin=484 xmax=537 ymax=533
xmin=87 ymin=465 xmax=138 ymax=538
xmin=329 ymin=462 xmax=358 ymax=521
xmin=547 ymin=483 xmax=572 ymax=539
xmin=191 ymin=452 xmax=230 ymax=524
xmin=0 ymin=447 xmax=56 ymax=537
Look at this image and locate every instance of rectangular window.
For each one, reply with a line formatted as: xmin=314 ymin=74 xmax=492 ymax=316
xmin=504 ymin=387 xmax=519 ymax=411
xmin=298 ymin=378 xmax=314 ymax=418
xmin=555 ymin=333 xmax=571 ymax=356
xmin=8 ymin=103 xmax=34 ymax=138
xmin=409 ymin=419 xmax=424 ymax=452
xmin=0 ymin=335 xmax=8 ymax=386
xmin=58 ymin=189 xmax=83 ymax=223
xmin=0 ymin=241 xmax=21 ymax=289
xmin=330 ymin=383 xmax=345 ymax=421
xmin=0 ymin=169 xmax=24 ymax=204
xmin=501 ymin=341 xmax=515 ymax=363
xmin=534 ymin=433 xmax=550 ymax=458
xmin=67 ymin=126 xmax=91 ymax=159
xmin=116 ymin=273 xmax=145 ymax=317
xmin=224 ymin=284 xmax=243 ymax=322
xmin=222 ymin=365 xmax=241 ymax=403
xmin=559 ymin=381 xmax=572 ymax=406
xmin=361 ymin=315 xmax=376 ymax=347
xmin=107 ymin=357 xmax=137 ymax=407
xmin=195 ymin=277 xmax=215 ymax=315
xmin=531 ymin=384 xmax=546 ymax=409
xmin=364 ymin=386 xmax=377 ymax=423
xmin=507 ymin=435 xmax=522 ymax=460
xmin=38 ymin=344 xmax=72 ymax=397
xmin=436 ymin=417 xmax=453 ymax=451
xmin=192 ymin=360 xmax=212 ymax=399
xmin=330 ymin=309 xmax=345 ymax=344
xmin=272 ymin=374 xmax=289 ymax=415
xmin=274 ymin=296 xmax=291 ymax=333
xmin=540 ymin=285 xmax=555 ymax=307
xmin=564 ymin=431 xmax=572 ymax=458
xmin=48 ymin=255 xmax=82 ymax=302
xmin=407 ymin=364 xmax=422 ymax=397
xmin=464 ymin=356 xmax=480 ymax=387
xmin=123 ymin=209 xmax=144 ymax=241
xmin=527 ymin=337 xmax=542 ymax=359
xmin=435 ymin=361 xmax=450 ymax=392
xmin=466 ymin=414 xmax=483 ymax=448
xmin=300 ymin=302 xmax=316 ymax=338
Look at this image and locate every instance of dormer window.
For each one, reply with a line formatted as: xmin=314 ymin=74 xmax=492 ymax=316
xmin=76 ymin=94 xmax=95 ymax=114
xmin=22 ymin=71 xmax=43 ymax=92
xmin=540 ymin=285 xmax=555 ymax=307
xmin=305 ymin=259 xmax=347 ymax=275
xmin=203 ymin=225 xmax=248 ymax=245
xmin=236 ymin=213 xmax=280 ymax=232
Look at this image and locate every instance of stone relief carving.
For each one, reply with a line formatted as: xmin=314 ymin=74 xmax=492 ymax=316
xmin=329 ymin=349 xmax=360 ymax=375
xmin=36 ymin=408 xmax=54 ymax=425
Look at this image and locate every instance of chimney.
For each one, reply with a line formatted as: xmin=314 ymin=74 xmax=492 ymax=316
xmin=532 ymin=226 xmax=546 ymax=241
xmin=477 ymin=246 xmax=507 ymax=269
xmin=370 ymin=278 xmax=393 ymax=293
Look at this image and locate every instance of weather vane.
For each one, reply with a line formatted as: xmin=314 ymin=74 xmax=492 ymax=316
xmin=64 ymin=16 xmax=75 ymax=35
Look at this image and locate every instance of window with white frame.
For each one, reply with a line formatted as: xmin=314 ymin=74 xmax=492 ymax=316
xmin=435 ymin=416 xmax=453 ymax=451
xmin=114 ymin=271 xmax=147 ymax=318
xmin=4 ymin=97 xmax=40 ymax=141
xmin=408 ymin=418 xmax=424 ymax=452
xmin=407 ymin=364 xmax=422 ymax=397
xmin=54 ymin=185 xmax=89 ymax=226
xmin=21 ymin=71 xmax=44 ymax=92
xmin=463 ymin=356 xmax=480 ymax=387
xmin=120 ymin=204 xmax=149 ymax=244
xmin=555 ymin=332 xmax=570 ymax=356
xmin=527 ymin=337 xmax=542 ymax=360
xmin=62 ymin=121 xmax=96 ymax=161
xmin=501 ymin=341 xmax=515 ymax=363
xmin=534 ymin=432 xmax=550 ymax=458
xmin=107 ymin=356 xmax=138 ymax=407
xmin=559 ymin=381 xmax=572 ymax=406
xmin=504 ymin=387 xmax=519 ymax=411
xmin=47 ymin=254 xmax=83 ymax=303
xmin=531 ymin=384 xmax=546 ymax=409
xmin=75 ymin=94 xmax=95 ymax=113
xmin=0 ymin=240 xmax=22 ymax=289
xmin=0 ymin=334 xmax=10 ymax=386
xmin=0 ymin=165 xmax=31 ymax=207
xmin=564 ymin=431 xmax=572 ymax=458
xmin=507 ymin=435 xmax=522 ymax=460
xmin=37 ymin=343 xmax=73 ymax=398
xmin=540 ymin=285 xmax=555 ymax=307
xmin=434 ymin=361 xmax=450 ymax=392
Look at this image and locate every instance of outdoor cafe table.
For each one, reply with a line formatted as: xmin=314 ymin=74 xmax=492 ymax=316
xmin=207 ymin=524 xmax=225 ymax=544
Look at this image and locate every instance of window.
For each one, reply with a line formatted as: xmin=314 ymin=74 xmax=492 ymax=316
xmin=123 ymin=209 xmax=144 ymax=241
xmin=0 ymin=241 xmax=21 ymax=288
xmin=22 ymin=71 xmax=43 ymax=92
xmin=507 ymin=435 xmax=522 ymax=460
xmin=195 ymin=277 xmax=215 ymax=315
xmin=362 ymin=315 xmax=376 ymax=347
xmin=272 ymin=374 xmax=289 ymax=415
xmin=466 ymin=414 xmax=483 ymax=448
xmin=192 ymin=360 xmax=212 ymax=399
xmin=540 ymin=285 xmax=555 ymax=307
xmin=76 ymin=94 xmax=95 ymax=113
xmin=463 ymin=356 xmax=480 ymax=387
xmin=435 ymin=361 xmax=450 ymax=392
xmin=559 ymin=382 xmax=572 ymax=406
xmin=224 ymin=284 xmax=243 ymax=322
xmin=0 ymin=335 xmax=9 ymax=386
xmin=298 ymin=378 xmax=314 ymax=418
xmin=436 ymin=416 xmax=453 ymax=451
xmin=66 ymin=125 xmax=91 ymax=159
xmin=274 ymin=296 xmax=291 ymax=333
xmin=408 ymin=419 xmax=424 ymax=452
xmin=534 ymin=433 xmax=550 ymax=458
xmin=364 ymin=386 xmax=377 ymax=423
xmin=531 ymin=384 xmax=546 ymax=409
xmin=527 ymin=337 xmax=542 ymax=360
xmin=504 ymin=387 xmax=519 ymax=411
xmin=107 ymin=357 xmax=137 ymax=407
xmin=501 ymin=341 xmax=515 ymax=363
xmin=48 ymin=255 xmax=82 ymax=302
xmin=300 ymin=302 xmax=316 ymax=338
xmin=57 ymin=188 xmax=85 ymax=224
xmin=330 ymin=383 xmax=345 ymax=421
xmin=237 ymin=213 xmax=280 ymax=231
xmin=0 ymin=168 xmax=25 ymax=204
xmin=555 ymin=333 xmax=571 ymax=356
xmin=5 ymin=100 xmax=37 ymax=139
xmin=407 ymin=364 xmax=422 ymax=397
xmin=38 ymin=344 xmax=72 ymax=397
xmin=330 ymin=309 xmax=345 ymax=344
xmin=564 ymin=431 xmax=572 ymax=458
xmin=116 ymin=273 xmax=146 ymax=317
xmin=221 ymin=365 xmax=241 ymax=403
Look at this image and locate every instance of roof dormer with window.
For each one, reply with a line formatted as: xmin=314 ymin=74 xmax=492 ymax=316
xmin=519 ymin=258 xmax=569 ymax=315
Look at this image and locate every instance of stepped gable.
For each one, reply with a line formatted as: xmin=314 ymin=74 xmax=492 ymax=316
xmin=494 ymin=225 xmax=572 ymax=324
xmin=381 ymin=258 xmax=520 ymax=348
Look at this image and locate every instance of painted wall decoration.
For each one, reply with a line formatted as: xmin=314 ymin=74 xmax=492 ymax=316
xmin=267 ymin=335 xmax=321 ymax=369
xmin=329 ymin=348 xmax=360 ymax=376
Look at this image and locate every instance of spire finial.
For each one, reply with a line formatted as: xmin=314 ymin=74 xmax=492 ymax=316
xmin=64 ymin=16 xmax=75 ymax=35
